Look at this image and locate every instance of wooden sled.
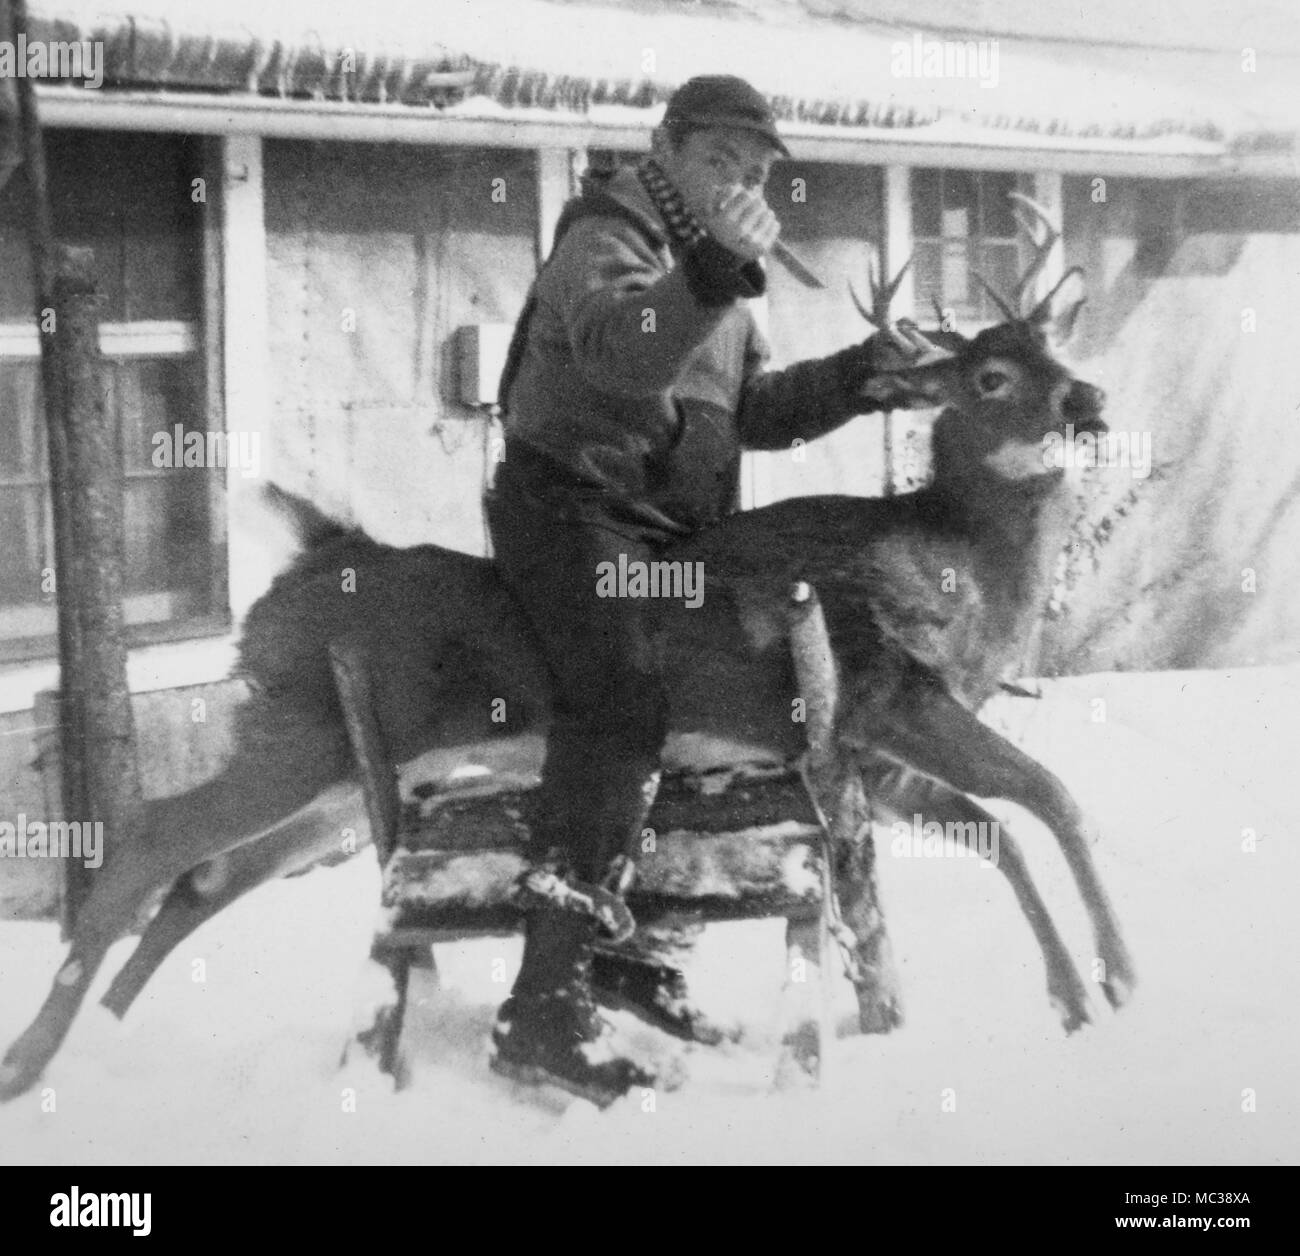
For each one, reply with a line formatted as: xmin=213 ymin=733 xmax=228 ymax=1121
xmin=331 ymin=583 xmax=895 ymax=1091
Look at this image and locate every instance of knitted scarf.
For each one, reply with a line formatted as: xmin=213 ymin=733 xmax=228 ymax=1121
xmin=636 ymin=156 xmax=707 ymax=248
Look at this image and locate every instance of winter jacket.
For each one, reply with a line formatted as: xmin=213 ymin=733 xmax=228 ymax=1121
xmin=501 ymin=164 xmax=879 ymax=537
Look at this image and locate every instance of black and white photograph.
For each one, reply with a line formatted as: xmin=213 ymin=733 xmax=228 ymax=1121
xmin=0 ymin=0 xmax=1296 ymax=1187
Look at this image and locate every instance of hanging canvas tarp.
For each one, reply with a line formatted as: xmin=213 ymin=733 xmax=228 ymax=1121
xmin=1041 ymin=179 xmax=1300 ymax=671
xmin=263 ymin=141 xmax=537 ymax=555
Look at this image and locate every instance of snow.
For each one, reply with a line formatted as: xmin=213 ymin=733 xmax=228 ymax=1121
xmin=1 ymin=667 xmax=1298 ymax=1165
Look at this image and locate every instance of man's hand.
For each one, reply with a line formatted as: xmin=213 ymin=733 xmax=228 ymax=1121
xmin=705 ymin=187 xmax=780 ymax=262
xmin=846 ymin=329 xmax=956 ymax=410
xmin=867 ymin=320 xmax=955 ymax=370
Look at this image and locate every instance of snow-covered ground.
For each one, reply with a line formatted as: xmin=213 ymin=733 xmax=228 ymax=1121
xmin=2 ymin=667 xmax=1297 ymax=1166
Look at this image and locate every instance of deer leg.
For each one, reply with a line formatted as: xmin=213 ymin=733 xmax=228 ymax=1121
xmin=0 ymin=714 xmax=353 ymax=1102
xmin=102 ymin=791 xmax=365 ymax=1019
xmin=856 ymin=687 xmax=1135 ymax=1013
xmin=879 ymin=769 xmax=1094 ymax=1032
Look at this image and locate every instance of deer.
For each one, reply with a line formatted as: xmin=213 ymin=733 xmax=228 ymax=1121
xmin=0 ymin=195 xmax=1134 ymax=1101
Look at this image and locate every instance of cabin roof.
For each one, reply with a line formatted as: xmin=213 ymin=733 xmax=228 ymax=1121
xmin=13 ymin=0 xmax=1300 ymax=155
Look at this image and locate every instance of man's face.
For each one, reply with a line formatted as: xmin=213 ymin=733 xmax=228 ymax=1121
xmin=652 ymin=125 xmax=780 ymax=224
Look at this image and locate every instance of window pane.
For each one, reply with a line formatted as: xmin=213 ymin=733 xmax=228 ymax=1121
xmin=124 ymin=479 xmax=172 ymax=594
xmin=981 ymin=172 xmax=1018 ymax=237
xmin=0 ymin=131 xmax=202 ymax=323
xmin=120 ymin=136 xmax=203 ymax=321
xmin=979 ymin=241 xmax=1022 ymax=312
xmin=116 ymin=358 xmax=212 ymax=606
xmin=911 ymin=168 xmax=942 ymax=237
xmin=118 ymin=358 xmax=202 ymax=473
xmin=910 ymin=170 xmax=1040 ymax=323
xmin=0 ymin=363 xmax=40 ymax=475
xmin=941 ymin=238 xmax=972 ymax=307
xmin=912 ymin=240 xmax=942 ymax=309
xmin=0 ymin=131 xmax=216 ymax=656
xmin=122 ymin=471 xmax=211 ymax=605
xmin=942 ymin=170 xmax=978 ymax=224
xmin=0 ymin=215 xmax=36 ymax=320
xmin=0 ymin=490 xmax=44 ymax=607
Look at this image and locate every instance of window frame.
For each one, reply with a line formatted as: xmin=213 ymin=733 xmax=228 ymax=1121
xmin=0 ymin=134 xmax=230 ymax=665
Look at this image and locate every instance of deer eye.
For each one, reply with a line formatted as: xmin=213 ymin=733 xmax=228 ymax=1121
xmin=976 ymin=368 xmax=1012 ymax=397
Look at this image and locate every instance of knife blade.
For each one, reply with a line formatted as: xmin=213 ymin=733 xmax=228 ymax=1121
xmin=709 ymin=187 xmax=825 ymax=289
xmin=771 ymin=239 xmax=825 ymax=290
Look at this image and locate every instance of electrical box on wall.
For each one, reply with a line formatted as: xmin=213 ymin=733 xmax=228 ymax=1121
xmin=456 ymin=324 xmax=514 ymax=406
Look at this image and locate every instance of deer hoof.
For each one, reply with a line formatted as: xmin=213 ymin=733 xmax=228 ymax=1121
xmin=1049 ymin=979 xmax=1094 ymax=1034
xmin=1054 ymin=1000 xmax=1092 ymax=1035
xmin=0 ymin=1055 xmax=40 ymax=1102
xmin=1101 ymin=967 xmax=1136 ymax=1011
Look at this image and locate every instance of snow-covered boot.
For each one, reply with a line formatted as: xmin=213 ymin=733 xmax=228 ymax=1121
xmin=591 ymin=921 xmax=737 ymax=1046
xmin=489 ymin=908 xmax=655 ymax=1108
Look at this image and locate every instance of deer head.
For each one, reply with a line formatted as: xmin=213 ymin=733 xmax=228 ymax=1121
xmin=852 ymin=193 xmax=1106 ymax=483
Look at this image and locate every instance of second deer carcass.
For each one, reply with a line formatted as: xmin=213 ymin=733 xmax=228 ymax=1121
xmin=0 ymin=197 xmax=1134 ymax=1100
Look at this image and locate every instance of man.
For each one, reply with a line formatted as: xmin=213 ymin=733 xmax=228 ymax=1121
xmin=487 ymin=75 xmax=921 ymax=1105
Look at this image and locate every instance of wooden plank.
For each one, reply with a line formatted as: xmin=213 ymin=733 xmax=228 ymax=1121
xmin=329 ymin=635 xmax=403 ymax=864
xmin=402 ymin=764 xmax=819 ymax=855
xmin=881 ymin=164 xmax=915 ymax=499
xmin=382 ymin=822 xmax=823 ymax=930
xmin=200 ymin=135 xmax=229 ymax=623
xmin=219 ymin=133 xmax=271 ymax=622
xmin=34 ymin=88 xmax=1278 ymax=180
xmin=882 ymin=165 xmax=916 ymax=319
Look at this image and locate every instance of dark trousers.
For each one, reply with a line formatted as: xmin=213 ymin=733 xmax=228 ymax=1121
xmin=486 ymin=455 xmax=669 ymax=885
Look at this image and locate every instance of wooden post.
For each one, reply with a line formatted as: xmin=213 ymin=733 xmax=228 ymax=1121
xmin=786 ymin=581 xmax=903 ymax=1038
xmin=0 ymin=1 xmax=21 ymax=195
xmin=881 ymin=166 xmax=916 ymax=499
xmin=12 ymin=0 xmax=143 ymax=927
xmin=329 ymin=635 xmax=403 ymax=865
xmin=43 ymin=247 xmax=144 ymax=925
xmin=776 ymin=583 xmax=835 ymax=1083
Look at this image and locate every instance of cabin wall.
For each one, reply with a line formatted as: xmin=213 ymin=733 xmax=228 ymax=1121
xmin=0 ymin=680 xmax=246 ymax=919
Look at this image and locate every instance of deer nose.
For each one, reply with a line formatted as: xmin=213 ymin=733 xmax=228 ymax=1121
xmin=1057 ymin=380 xmax=1107 ymax=431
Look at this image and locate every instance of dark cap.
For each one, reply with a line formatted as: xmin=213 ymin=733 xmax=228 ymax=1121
xmin=661 ymin=75 xmax=789 ymax=158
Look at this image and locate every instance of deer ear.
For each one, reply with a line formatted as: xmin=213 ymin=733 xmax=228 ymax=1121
xmin=1028 ymin=266 xmax=1087 ymax=344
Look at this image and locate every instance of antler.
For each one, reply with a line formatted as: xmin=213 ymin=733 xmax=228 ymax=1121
xmin=1008 ymin=192 xmax=1060 ymax=313
xmin=849 ymin=255 xmax=954 ymax=366
xmin=971 ymin=191 xmax=1063 ymax=323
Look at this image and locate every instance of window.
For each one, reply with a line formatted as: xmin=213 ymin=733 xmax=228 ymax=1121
xmin=911 ymin=168 xmax=1022 ymax=325
xmin=0 ymin=130 xmax=225 ymax=662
